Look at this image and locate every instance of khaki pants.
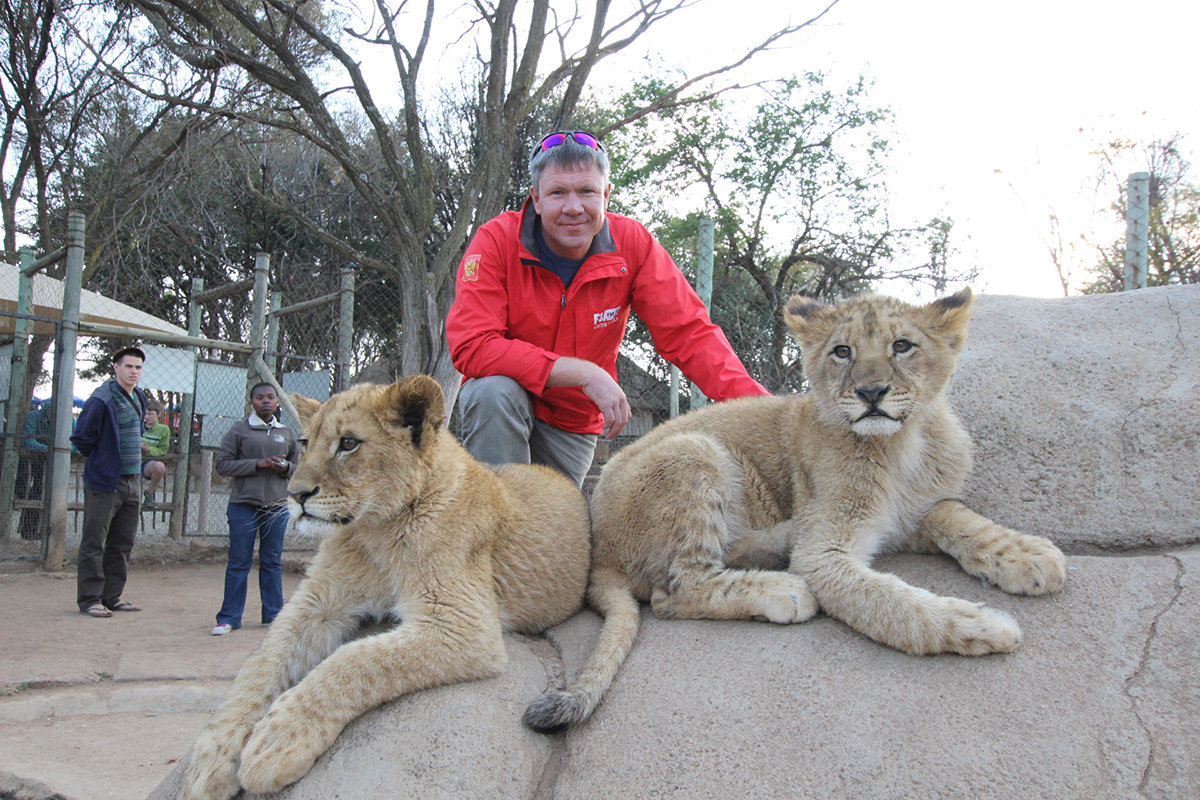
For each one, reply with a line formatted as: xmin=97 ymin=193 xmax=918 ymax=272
xmin=458 ymin=376 xmax=598 ymax=487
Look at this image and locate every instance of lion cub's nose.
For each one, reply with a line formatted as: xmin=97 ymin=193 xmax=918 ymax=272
xmin=290 ymin=487 xmax=319 ymax=505
xmin=856 ymin=384 xmax=890 ymax=405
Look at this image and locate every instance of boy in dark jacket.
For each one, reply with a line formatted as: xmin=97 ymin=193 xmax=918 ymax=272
xmin=71 ymin=346 xmax=148 ymax=618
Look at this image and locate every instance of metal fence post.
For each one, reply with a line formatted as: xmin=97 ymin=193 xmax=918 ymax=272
xmin=1124 ymin=172 xmax=1150 ymax=291
xmin=337 ymin=263 xmax=355 ymax=392
xmin=267 ymin=290 xmax=281 ymax=376
xmin=44 ymin=212 xmax=85 ymax=570
xmin=248 ymin=253 xmax=270 ymax=398
xmin=168 ymin=277 xmax=204 ymax=540
xmin=0 ymin=248 xmax=36 ymax=540
xmin=689 ymin=218 xmax=715 ymax=409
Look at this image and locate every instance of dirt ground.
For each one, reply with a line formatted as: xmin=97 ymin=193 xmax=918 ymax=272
xmin=0 ymin=549 xmax=307 ymax=800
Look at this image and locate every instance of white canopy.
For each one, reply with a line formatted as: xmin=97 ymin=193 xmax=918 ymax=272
xmin=0 ymin=262 xmax=186 ymax=338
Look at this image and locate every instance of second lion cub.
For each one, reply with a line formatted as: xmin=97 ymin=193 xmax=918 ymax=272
xmin=525 ymin=288 xmax=1066 ymax=732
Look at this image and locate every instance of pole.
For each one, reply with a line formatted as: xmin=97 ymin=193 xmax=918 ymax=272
xmin=44 ymin=212 xmax=85 ymax=570
xmin=0 ymin=248 xmax=36 ymax=539
xmin=1124 ymin=172 xmax=1150 ymax=291
xmin=168 ymin=278 xmax=203 ymax=541
xmin=337 ymin=263 xmax=355 ymax=392
xmin=248 ymin=254 xmax=269 ymax=401
xmin=689 ymin=219 xmax=715 ymax=409
xmin=267 ymin=291 xmax=281 ymax=377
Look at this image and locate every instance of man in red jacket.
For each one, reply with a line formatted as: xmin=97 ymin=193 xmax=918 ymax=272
xmin=445 ymin=130 xmax=768 ymax=486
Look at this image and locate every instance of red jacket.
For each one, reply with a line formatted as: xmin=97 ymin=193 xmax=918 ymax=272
xmin=445 ymin=200 xmax=769 ymax=434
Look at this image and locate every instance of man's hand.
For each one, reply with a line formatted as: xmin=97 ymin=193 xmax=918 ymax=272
xmin=548 ymin=357 xmax=632 ymax=440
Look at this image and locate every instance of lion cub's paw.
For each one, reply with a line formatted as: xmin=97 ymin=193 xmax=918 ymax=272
xmin=754 ymin=574 xmax=819 ymax=624
xmin=987 ymin=534 xmax=1067 ymax=596
xmin=181 ymin=730 xmax=243 ymax=800
xmin=936 ymin=597 xmax=1021 ymax=656
xmin=238 ymin=706 xmax=328 ymax=794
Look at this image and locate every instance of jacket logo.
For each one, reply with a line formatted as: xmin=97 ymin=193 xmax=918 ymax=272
xmin=462 ymin=254 xmax=480 ymax=282
xmin=593 ymin=306 xmax=621 ymax=329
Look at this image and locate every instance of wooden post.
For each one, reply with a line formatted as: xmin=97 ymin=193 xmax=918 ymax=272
xmin=0 ymin=248 xmax=36 ymax=540
xmin=168 ymin=277 xmax=203 ymax=540
xmin=337 ymin=263 xmax=355 ymax=391
xmin=44 ymin=212 xmax=85 ymax=570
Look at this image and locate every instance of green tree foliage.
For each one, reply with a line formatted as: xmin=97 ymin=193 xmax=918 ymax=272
xmin=605 ymin=73 xmax=965 ymax=392
xmin=1083 ymin=135 xmax=1200 ymax=293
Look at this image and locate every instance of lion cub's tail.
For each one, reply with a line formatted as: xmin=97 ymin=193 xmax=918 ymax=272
xmin=523 ymin=567 xmax=641 ymax=732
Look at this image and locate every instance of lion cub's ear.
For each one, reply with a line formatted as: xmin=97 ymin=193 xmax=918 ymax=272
xmin=291 ymin=393 xmax=323 ymax=429
xmin=384 ymin=375 xmax=447 ymax=449
xmin=783 ymin=295 xmax=833 ymax=349
xmin=921 ymin=287 xmax=974 ymax=353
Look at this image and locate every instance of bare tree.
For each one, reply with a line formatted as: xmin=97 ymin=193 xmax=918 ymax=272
xmin=1 ymin=0 xmax=217 ymax=408
xmin=105 ymin=0 xmax=835 ymax=401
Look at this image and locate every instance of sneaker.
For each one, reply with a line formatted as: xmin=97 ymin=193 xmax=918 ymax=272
xmin=143 ymin=492 xmax=155 ymax=506
xmin=211 ymin=623 xmax=233 ymax=636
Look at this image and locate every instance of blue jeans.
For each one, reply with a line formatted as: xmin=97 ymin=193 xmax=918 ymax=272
xmin=216 ymin=502 xmax=287 ymax=627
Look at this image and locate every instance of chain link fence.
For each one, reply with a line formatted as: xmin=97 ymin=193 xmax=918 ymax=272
xmin=0 ymin=218 xmax=344 ymax=566
xmin=4 ymin=213 xmax=711 ymax=568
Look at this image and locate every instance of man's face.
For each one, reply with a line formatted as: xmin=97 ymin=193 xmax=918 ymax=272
xmin=113 ymin=355 xmax=143 ymax=392
xmin=251 ymin=387 xmax=278 ymax=420
xmin=530 ymin=162 xmax=611 ymax=260
xmin=144 ymin=408 xmax=159 ymax=427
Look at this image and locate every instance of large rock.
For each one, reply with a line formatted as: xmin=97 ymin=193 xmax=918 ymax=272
xmin=950 ymin=286 xmax=1200 ymax=551
xmin=151 ymin=287 xmax=1200 ymax=800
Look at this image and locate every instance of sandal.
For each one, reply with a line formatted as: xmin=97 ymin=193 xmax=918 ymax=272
xmin=82 ymin=604 xmax=112 ymax=618
xmin=107 ymin=599 xmax=142 ymax=612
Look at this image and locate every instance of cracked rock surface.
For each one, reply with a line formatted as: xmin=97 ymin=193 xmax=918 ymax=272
xmin=2 ymin=286 xmax=1198 ymax=800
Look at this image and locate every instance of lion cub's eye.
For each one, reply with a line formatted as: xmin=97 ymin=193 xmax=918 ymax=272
xmin=338 ymin=436 xmax=360 ymax=453
xmin=892 ymin=339 xmax=914 ymax=354
xmin=832 ymin=345 xmax=852 ymax=359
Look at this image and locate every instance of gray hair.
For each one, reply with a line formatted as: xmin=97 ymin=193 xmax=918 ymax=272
xmin=529 ymin=134 xmax=610 ymax=191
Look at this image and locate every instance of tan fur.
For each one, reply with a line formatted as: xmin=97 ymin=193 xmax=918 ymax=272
xmin=524 ymin=289 xmax=1066 ymax=732
xmin=182 ymin=376 xmax=590 ymax=799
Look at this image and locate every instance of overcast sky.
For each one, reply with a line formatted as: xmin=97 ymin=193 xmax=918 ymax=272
xmin=606 ymin=0 xmax=1199 ymax=298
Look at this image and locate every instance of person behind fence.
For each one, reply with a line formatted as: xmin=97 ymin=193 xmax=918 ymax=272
xmin=140 ymin=404 xmax=170 ymax=506
xmin=210 ymin=382 xmax=298 ymax=636
xmin=16 ymin=400 xmax=50 ymax=541
xmin=70 ymin=345 xmax=149 ymax=618
xmin=444 ymin=129 xmax=769 ymax=487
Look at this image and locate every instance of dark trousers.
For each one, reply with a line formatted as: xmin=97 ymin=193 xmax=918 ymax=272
xmin=77 ymin=474 xmax=141 ymax=611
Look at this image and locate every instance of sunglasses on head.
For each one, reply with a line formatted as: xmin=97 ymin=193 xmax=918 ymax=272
xmin=538 ymin=130 xmax=604 ymax=152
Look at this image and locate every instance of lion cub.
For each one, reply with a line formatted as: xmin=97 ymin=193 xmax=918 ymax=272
xmin=182 ymin=376 xmax=590 ymax=799
xmin=525 ymin=288 xmax=1066 ymax=732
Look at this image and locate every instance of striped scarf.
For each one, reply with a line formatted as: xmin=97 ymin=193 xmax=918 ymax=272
xmin=110 ymin=381 xmax=144 ymax=476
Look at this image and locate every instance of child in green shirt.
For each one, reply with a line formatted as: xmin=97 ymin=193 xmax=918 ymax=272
xmin=141 ymin=406 xmax=171 ymax=505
